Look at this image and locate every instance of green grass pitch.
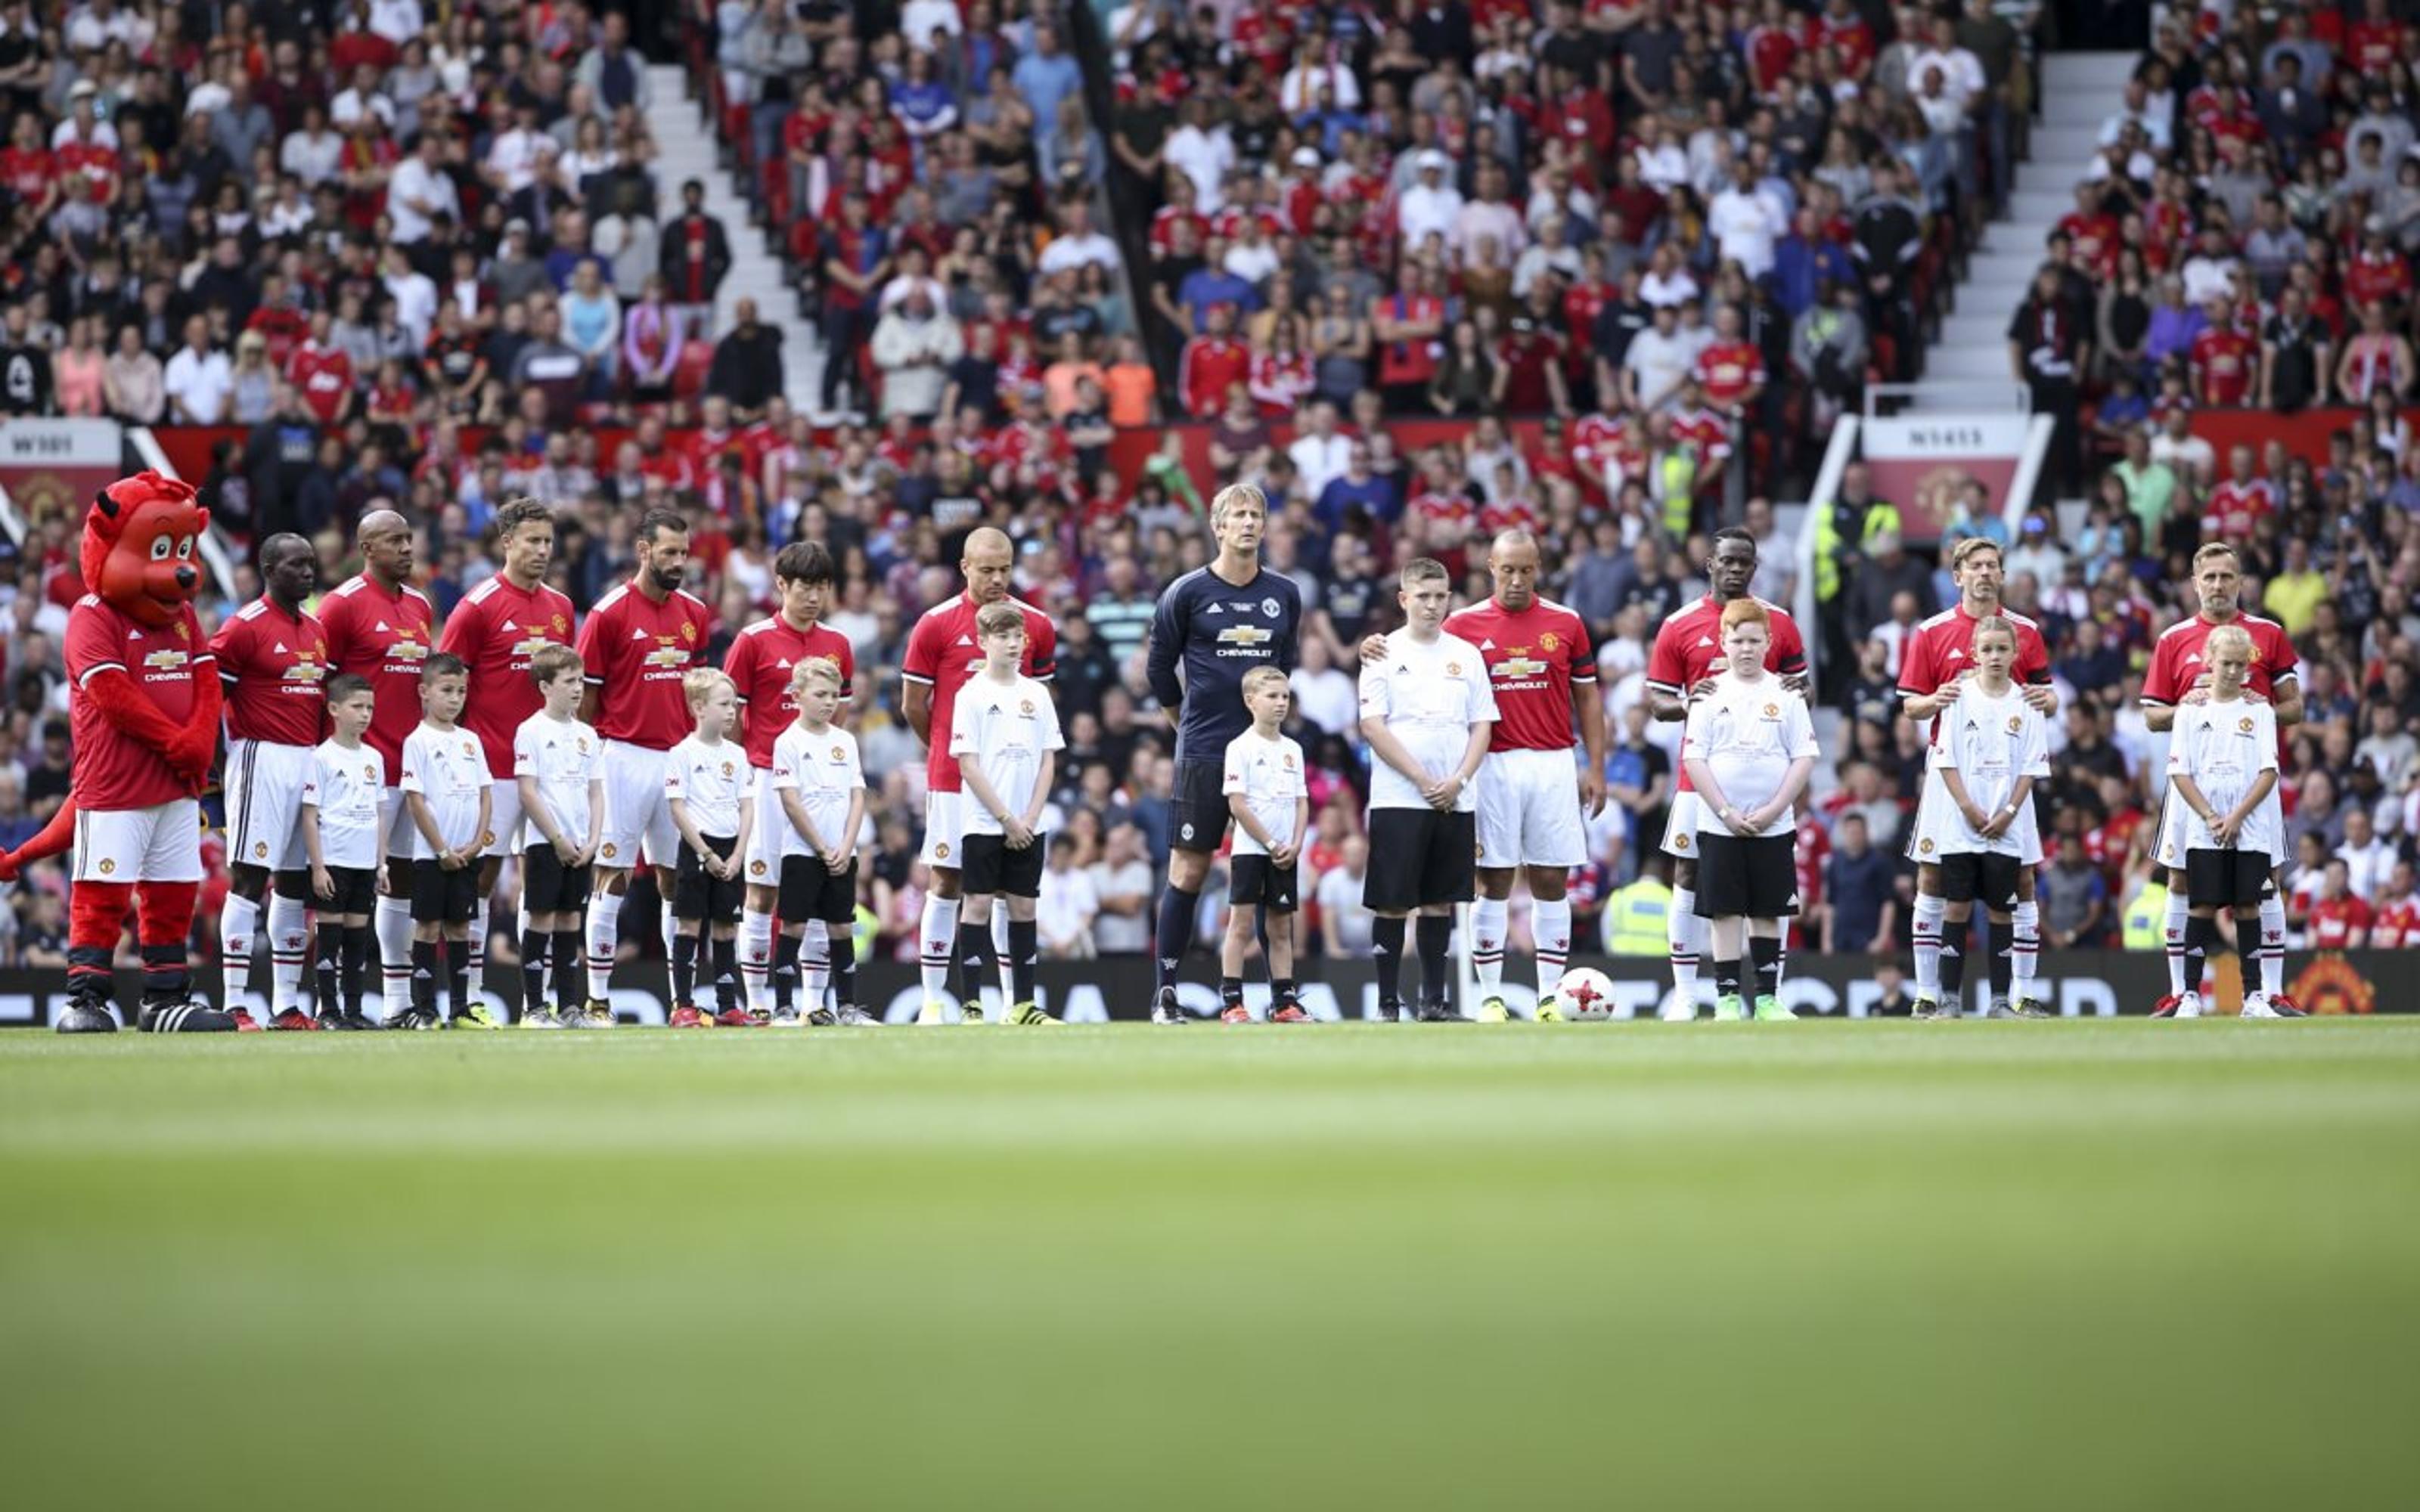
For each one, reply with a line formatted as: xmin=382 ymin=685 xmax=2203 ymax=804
xmin=3 ymin=1019 xmax=2418 ymax=1510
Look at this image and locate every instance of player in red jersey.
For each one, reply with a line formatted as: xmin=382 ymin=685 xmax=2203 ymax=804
xmin=1439 ymin=532 xmax=1605 ymax=1020
xmin=436 ymin=499 xmax=576 ymax=1019
xmin=725 ymin=541 xmax=855 ymax=1021
xmin=2368 ymin=861 xmax=2420 ymax=947
xmin=572 ymin=507 xmax=715 ymax=1018
xmin=1894 ymin=538 xmax=2057 ymax=1018
xmin=1645 ymin=528 xmax=1807 ymax=1019
xmin=900 ymin=527 xmax=1056 ymax=1023
xmin=285 ymin=308 xmax=357 ymax=425
xmin=318 ymin=510 xmax=439 ymax=1025
xmin=2306 ymin=862 xmax=2372 ymax=950
xmin=207 ymin=535 xmax=330 ymax=1030
xmin=2190 ymin=298 xmax=2257 ymax=406
xmin=2139 ymin=543 xmax=2307 ymax=1017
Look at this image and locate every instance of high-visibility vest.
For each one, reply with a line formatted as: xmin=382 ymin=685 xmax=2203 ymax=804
xmin=2121 ymin=880 xmax=2167 ymax=950
xmin=1657 ymin=451 xmax=1697 ymax=538
xmin=1606 ymin=879 xmax=1673 ymax=956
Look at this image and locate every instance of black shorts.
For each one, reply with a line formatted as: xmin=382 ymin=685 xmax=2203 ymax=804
xmin=674 ymin=834 xmax=745 ymax=922
xmin=1363 ymin=808 xmax=1477 ymax=912
xmin=778 ymin=852 xmax=858 ymax=925
xmin=523 ymin=844 xmax=594 ymax=914
xmin=318 ymin=865 xmax=377 ymax=916
xmin=1691 ymin=832 xmax=1800 ymax=918
xmin=2187 ymin=848 xmax=2270 ymax=909
xmin=960 ymin=831 xmax=1044 ymax=898
xmin=411 ymin=858 xmax=480 ymax=925
xmin=1168 ymin=758 xmax=1230 ymax=854
xmin=1936 ymin=850 xmax=2022 ymax=912
xmin=1230 ymin=853 xmax=1298 ymax=910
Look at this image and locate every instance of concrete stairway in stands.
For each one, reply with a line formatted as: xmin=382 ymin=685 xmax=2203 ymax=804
xmin=1913 ymin=51 xmax=2139 ymax=411
xmin=649 ymin=62 xmax=825 ymax=413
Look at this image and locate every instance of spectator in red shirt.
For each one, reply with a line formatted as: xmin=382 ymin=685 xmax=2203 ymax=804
xmin=2306 ymin=859 xmax=2372 ymax=950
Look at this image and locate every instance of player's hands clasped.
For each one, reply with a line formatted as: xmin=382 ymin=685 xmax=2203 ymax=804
xmin=827 ymin=844 xmax=854 ymax=875
xmin=1423 ymin=774 xmax=1463 ymax=810
xmin=554 ymin=835 xmax=579 ymax=864
xmin=1004 ymin=818 xmax=1035 ymax=849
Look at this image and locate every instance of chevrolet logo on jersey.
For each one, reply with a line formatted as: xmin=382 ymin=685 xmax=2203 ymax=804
xmin=644 ymin=635 xmax=689 ymax=670
xmin=141 ymin=648 xmax=189 ymax=671
xmin=511 ymin=634 xmax=555 ymax=660
xmin=281 ymin=658 xmax=327 ymax=683
xmin=1215 ymin=625 xmax=1274 ymax=656
xmin=1494 ymin=657 xmax=1548 ymax=678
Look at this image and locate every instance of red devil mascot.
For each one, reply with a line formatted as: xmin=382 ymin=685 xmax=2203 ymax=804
xmin=0 ymin=473 xmax=238 ymax=1031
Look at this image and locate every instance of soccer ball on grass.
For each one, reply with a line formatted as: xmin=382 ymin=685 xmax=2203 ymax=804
xmin=1553 ymin=967 xmax=1619 ymax=1021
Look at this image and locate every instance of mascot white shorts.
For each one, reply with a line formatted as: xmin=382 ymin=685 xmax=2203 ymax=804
xmin=73 ymin=799 xmax=203 ymax=883
xmin=597 ymin=740 xmax=678 ymax=869
xmin=224 ymin=738 xmax=315 ymax=871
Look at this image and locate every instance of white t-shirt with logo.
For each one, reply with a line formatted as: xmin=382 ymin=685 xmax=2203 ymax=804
xmin=306 ymin=737 xmax=386 ymax=870
xmin=1221 ymin=728 xmax=1308 ymax=857
xmin=771 ymin=720 xmax=865 ymax=860
xmin=665 ymin=735 xmax=755 ymax=841
xmin=2168 ymin=699 xmax=2282 ymax=855
xmin=399 ymin=720 xmax=490 ymax=858
xmin=1682 ymin=674 xmax=1817 ymax=838
xmin=1357 ymin=631 xmax=1498 ymax=812
xmin=948 ymin=674 xmax=1065 ymax=836
xmin=1929 ymin=684 xmax=2052 ymax=857
xmin=513 ymin=711 xmax=603 ymax=847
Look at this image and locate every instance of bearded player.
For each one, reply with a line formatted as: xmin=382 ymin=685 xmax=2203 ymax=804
xmin=1644 ymin=528 xmax=1807 ymax=1021
xmin=2140 ymin=541 xmax=2306 ymax=1017
xmin=209 ymin=533 xmax=332 ymax=1030
xmin=318 ymin=508 xmax=438 ymax=1026
xmin=577 ymin=507 xmax=717 ymax=1020
xmin=1895 ymin=537 xmax=2058 ymax=1018
xmin=1363 ymin=530 xmax=1604 ymax=1021
xmin=436 ymin=497 xmax=577 ymax=1025
xmin=900 ymin=527 xmax=1056 ymax=1024
xmin=1145 ymin=484 xmax=1303 ymax=1024
xmin=726 ymin=541 xmax=857 ymax=1022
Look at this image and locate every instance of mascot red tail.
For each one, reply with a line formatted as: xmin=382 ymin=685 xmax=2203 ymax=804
xmin=0 ymin=472 xmax=241 ymax=1032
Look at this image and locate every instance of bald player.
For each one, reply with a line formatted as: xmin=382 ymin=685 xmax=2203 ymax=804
xmin=900 ymin=527 xmax=1057 ymax=1024
xmin=319 ymin=509 xmax=439 ymax=1024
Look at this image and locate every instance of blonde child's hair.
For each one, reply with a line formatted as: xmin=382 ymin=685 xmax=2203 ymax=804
xmin=790 ymin=655 xmax=844 ymax=695
xmin=2205 ymin=624 xmax=2254 ymax=662
xmin=1972 ymin=614 xmax=2016 ymax=644
xmin=1241 ymin=665 xmax=1290 ymax=699
xmin=684 ymin=668 xmax=736 ymax=711
xmin=975 ymin=601 xmax=1025 ymax=639
xmin=529 ymin=643 xmax=585 ymax=686
xmin=1719 ymin=597 xmax=1770 ymax=634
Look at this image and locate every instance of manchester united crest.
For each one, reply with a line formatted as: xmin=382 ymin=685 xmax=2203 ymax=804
xmin=2238 ymin=716 xmax=2255 ymax=733
xmin=1919 ymin=838 xmax=1935 ymax=854
xmin=1540 ymin=631 xmax=1559 ymax=652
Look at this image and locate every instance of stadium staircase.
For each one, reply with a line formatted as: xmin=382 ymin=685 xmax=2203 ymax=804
xmin=649 ymin=61 xmax=827 ymax=414
xmin=1913 ymin=51 xmax=2138 ymax=410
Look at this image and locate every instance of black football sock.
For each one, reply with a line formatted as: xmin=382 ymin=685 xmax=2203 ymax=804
xmin=445 ymin=937 xmax=471 ymax=1019
xmin=771 ymin=930 xmax=803 ymax=1012
xmin=1714 ymin=956 xmax=1742 ymax=999
xmin=521 ymin=928 xmax=551 ymax=1018
xmin=2184 ymin=915 xmax=2217 ymax=996
xmin=1007 ymin=919 xmax=1038 ymax=1005
xmin=963 ymin=916 xmax=1000 ymax=1007
xmin=1372 ymin=916 xmax=1407 ymax=1014
xmin=1155 ymin=887 xmax=1200 ymax=996
xmin=411 ymin=940 xmax=438 ymax=1016
xmin=1274 ymin=977 xmax=1298 ymax=1007
xmin=1220 ymin=976 xmax=1245 ymax=1010
xmin=343 ymin=925 xmax=370 ymax=1017
xmin=551 ymin=929 xmax=581 ymax=1013
xmin=1938 ymin=924 xmax=1967 ymax=1004
xmin=1750 ymin=934 xmax=1780 ymax=1000
xmin=314 ymin=922 xmax=343 ymax=1019
xmin=1987 ymin=916 xmax=2012 ymax=1001
xmin=711 ymin=934 xmax=738 ymax=1012
xmin=1416 ymin=914 xmax=1452 ymax=1006
xmin=829 ymin=933 xmax=858 ymax=1008
xmin=672 ymin=932 xmax=699 ymax=1004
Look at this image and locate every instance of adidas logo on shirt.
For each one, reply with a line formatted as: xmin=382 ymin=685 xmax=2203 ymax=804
xmin=631 ymin=627 xmax=649 ymax=640
xmin=501 ymin=620 xmax=518 ymax=631
xmin=1697 ymin=635 xmax=1714 ymax=648
xmin=956 ymin=634 xmax=974 ymax=646
xmin=1205 ymin=603 xmax=1224 ymax=614
xmin=1479 ymin=639 xmax=1495 ymax=650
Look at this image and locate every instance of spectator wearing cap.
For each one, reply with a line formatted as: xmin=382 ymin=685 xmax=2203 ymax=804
xmin=1398 ymin=149 xmax=1462 ymax=249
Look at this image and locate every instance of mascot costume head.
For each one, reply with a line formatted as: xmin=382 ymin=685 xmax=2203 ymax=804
xmin=0 ymin=472 xmax=237 ymax=1031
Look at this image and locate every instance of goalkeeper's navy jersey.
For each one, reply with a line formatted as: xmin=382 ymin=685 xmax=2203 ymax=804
xmin=1145 ymin=564 xmax=1303 ymax=762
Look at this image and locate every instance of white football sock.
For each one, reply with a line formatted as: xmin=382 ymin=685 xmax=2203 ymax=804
xmin=585 ymin=891 xmax=625 ymax=1001
xmin=918 ymin=892 xmax=955 ymax=1008
xmin=267 ymin=894 xmax=310 ymax=1015
xmin=992 ymin=906 xmax=1013 ymax=1009
xmin=376 ymin=894 xmax=414 ymax=1020
xmin=659 ymin=892 xmax=679 ymax=966
xmin=1912 ymin=892 xmax=1945 ymax=1000
xmin=2010 ymin=900 xmax=2040 ymax=1005
xmin=219 ymin=894 xmax=259 ymax=1007
xmin=1531 ymin=897 xmax=1572 ymax=999
xmin=1470 ymin=897 xmax=1509 ymax=994
xmin=2164 ymin=889 xmax=2189 ymax=996
xmin=802 ymin=929 xmax=831 ymax=1013
xmin=740 ymin=906 xmax=775 ymax=1015
xmin=1668 ymin=887 xmax=1699 ymax=993
xmin=2259 ymin=894 xmax=2286 ymax=995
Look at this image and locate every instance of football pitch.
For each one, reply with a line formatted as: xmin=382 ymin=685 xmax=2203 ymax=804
xmin=3 ymin=1020 xmax=2416 ymax=1510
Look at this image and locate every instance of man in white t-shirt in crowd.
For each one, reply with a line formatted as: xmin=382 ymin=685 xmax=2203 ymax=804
xmin=163 ymin=314 xmax=232 ymax=424
xmin=1708 ymin=158 xmax=1786 ymax=281
xmin=1621 ymin=301 xmax=1695 ymax=413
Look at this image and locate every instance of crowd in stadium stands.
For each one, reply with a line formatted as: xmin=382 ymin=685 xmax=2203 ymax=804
xmin=5 ymin=0 xmax=2420 ymax=975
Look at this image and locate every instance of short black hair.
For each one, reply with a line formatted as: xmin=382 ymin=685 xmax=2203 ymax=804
xmin=495 ymin=497 xmax=554 ymax=540
xmin=775 ymin=540 xmax=834 ymax=587
xmin=422 ymin=652 xmax=467 ymax=683
xmin=638 ymin=507 xmax=688 ymax=548
xmin=325 ymin=672 xmax=374 ymax=703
